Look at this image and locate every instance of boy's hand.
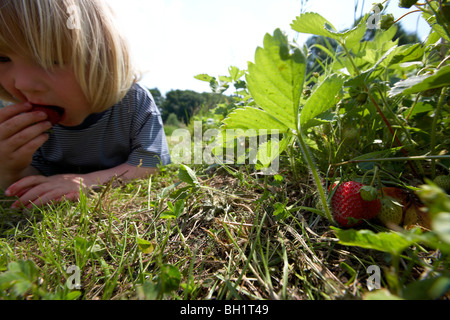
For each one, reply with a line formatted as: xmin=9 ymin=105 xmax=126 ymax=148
xmin=5 ymin=174 xmax=85 ymax=209
xmin=5 ymin=163 xmax=157 ymax=209
xmin=0 ymin=102 xmax=52 ymax=186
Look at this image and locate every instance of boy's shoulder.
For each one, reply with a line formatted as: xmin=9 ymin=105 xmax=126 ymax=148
xmin=125 ymin=82 xmax=152 ymax=101
xmin=118 ymin=82 xmax=160 ymax=114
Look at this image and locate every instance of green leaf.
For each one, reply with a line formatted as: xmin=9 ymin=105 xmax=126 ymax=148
xmin=345 ymin=46 xmax=398 ymax=87
xmin=416 ymin=183 xmax=450 ymax=245
xmin=389 ymin=65 xmax=450 ymax=97
xmin=173 ymin=199 xmax=185 ymax=218
xmin=364 ymin=289 xmax=404 ymax=300
xmin=402 ymin=276 xmax=450 ymax=300
xmin=389 ymin=43 xmax=425 ymax=65
xmin=0 ymin=260 xmax=40 ymax=297
xmin=422 ymin=11 xmax=450 ymax=41
xmin=300 ymin=74 xmax=343 ymax=130
xmin=291 ymin=12 xmax=369 ymax=44
xmin=222 ymin=107 xmax=289 ymax=131
xmin=433 ymin=212 xmax=450 ymax=244
xmin=246 ymin=29 xmax=306 ymax=130
xmin=178 ymin=165 xmax=199 ymax=187
xmin=228 ymin=66 xmax=246 ymax=81
xmin=136 ymin=237 xmax=154 ymax=254
xmin=257 ymin=137 xmax=288 ymax=168
xmin=194 ymin=74 xmax=214 ymax=82
xmin=159 ymin=264 xmax=181 ymax=294
xmin=331 ymin=227 xmax=418 ymax=255
xmin=343 ymin=16 xmax=368 ymax=49
xmin=291 ymin=12 xmax=340 ymax=40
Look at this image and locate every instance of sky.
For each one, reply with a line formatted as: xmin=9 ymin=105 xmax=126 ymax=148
xmin=107 ymin=0 xmax=431 ymax=95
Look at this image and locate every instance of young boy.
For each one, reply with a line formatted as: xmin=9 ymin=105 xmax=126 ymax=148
xmin=0 ymin=0 xmax=170 ymax=208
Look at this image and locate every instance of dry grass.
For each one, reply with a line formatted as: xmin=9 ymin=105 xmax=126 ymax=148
xmin=2 ymin=162 xmax=441 ymax=301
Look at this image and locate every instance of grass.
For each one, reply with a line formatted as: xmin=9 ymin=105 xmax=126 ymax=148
xmin=1 ymin=156 xmax=445 ymax=300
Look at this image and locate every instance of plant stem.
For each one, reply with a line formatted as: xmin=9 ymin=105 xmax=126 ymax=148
xmin=297 ymin=131 xmax=334 ymax=224
xmin=430 ymin=86 xmax=447 ymax=179
xmin=332 ymin=154 xmax=450 ymax=167
xmin=394 ymin=10 xmax=421 ymax=24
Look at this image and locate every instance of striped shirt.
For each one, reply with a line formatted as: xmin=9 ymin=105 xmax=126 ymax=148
xmin=31 ymin=83 xmax=171 ymax=176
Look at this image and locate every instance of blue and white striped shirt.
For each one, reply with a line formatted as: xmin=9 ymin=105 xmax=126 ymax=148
xmin=32 ymin=83 xmax=171 ymax=176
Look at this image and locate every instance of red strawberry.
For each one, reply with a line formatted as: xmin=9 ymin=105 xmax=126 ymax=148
xmin=31 ymin=104 xmax=64 ymax=125
xmin=331 ymin=181 xmax=381 ymax=227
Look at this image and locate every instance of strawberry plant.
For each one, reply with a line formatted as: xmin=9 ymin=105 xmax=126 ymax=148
xmin=193 ymin=0 xmax=449 ymax=298
xmin=198 ymin=1 xmax=449 ymax=225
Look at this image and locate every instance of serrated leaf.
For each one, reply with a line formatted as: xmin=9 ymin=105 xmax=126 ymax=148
xmin=389 ymin=43 xmax=425 ymax=65
xmin=389 ymin=65 xmax=450 ymax=96
xmin=300 ymin=74 xmax=343 ymax=129
xmin=228 ymin=66 xmax=246 ymax=81
xmin=345 ymin=46 xmax=398 ymax=87
xmin=291 ymin=12 xmax=369 ymax=43
xmin=222 ymin=107 xmax=289 ymax=132
xmin=257 ymin=137 xmax=288 ymax=168
xmin=245 ymin=29 xmax=306 ymax=130
xmin=291 ymin=12 xmax=340 ymax=40
xmin=194 ymin=74 xmax=214 ymax=82
xmin=343 ymin=16 xmax=368 ymax=49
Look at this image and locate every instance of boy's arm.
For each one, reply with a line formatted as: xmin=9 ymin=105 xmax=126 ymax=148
xmin=83 ymin=163 xmax=158 ymax=187
xmin=5 ymin=163 xmax=158 ymax=208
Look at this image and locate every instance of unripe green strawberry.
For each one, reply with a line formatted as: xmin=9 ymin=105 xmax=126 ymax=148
xmin=434 ymin=175 xmax=450 ymax=193
xmin=403 ymin=205 xmax=418 ymax=229
xmin=377 ymin=197 xmax=403 ymax=227
xmin=399 ymin=0 xmax=417 ymax=9
xmin=331 ymin=181 xmax=381 ymax=227
xmin=355 ymin=92 xmax=368 ymax=105
xmin=380 ymin=14 xmax=395 ymax=30
xmin=342 ymin=127 xmax=359 ymax=142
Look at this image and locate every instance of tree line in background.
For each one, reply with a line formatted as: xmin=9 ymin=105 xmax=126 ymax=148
xmin=149 ymin=88 xmax=226 ymax=126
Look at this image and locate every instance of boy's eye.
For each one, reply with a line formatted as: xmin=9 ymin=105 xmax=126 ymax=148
xmin=0 ymin=56 xmax=11 ymax=63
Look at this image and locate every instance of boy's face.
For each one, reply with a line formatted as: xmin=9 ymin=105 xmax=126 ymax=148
xmin=0 ymin=53 xmax=92 ymax=127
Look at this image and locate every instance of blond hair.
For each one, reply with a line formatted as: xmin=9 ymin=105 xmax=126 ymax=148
xmin=0 ymin=0 xmax=139 ymax=111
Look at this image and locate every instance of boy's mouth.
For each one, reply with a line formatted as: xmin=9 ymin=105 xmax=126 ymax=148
xmin=30 ymin=104 xmax=65 ymax=125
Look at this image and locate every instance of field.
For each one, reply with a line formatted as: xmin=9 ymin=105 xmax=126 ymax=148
xmin=0 ymin=0 xmax=449 ymax=301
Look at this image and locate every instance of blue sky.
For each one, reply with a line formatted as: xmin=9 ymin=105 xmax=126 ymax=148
xmin=108 ymin=0 xmax=431 ymax=94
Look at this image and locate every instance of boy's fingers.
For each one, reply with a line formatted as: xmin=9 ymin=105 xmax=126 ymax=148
xmin=0 ymin=102 xmax=33 ymax=122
